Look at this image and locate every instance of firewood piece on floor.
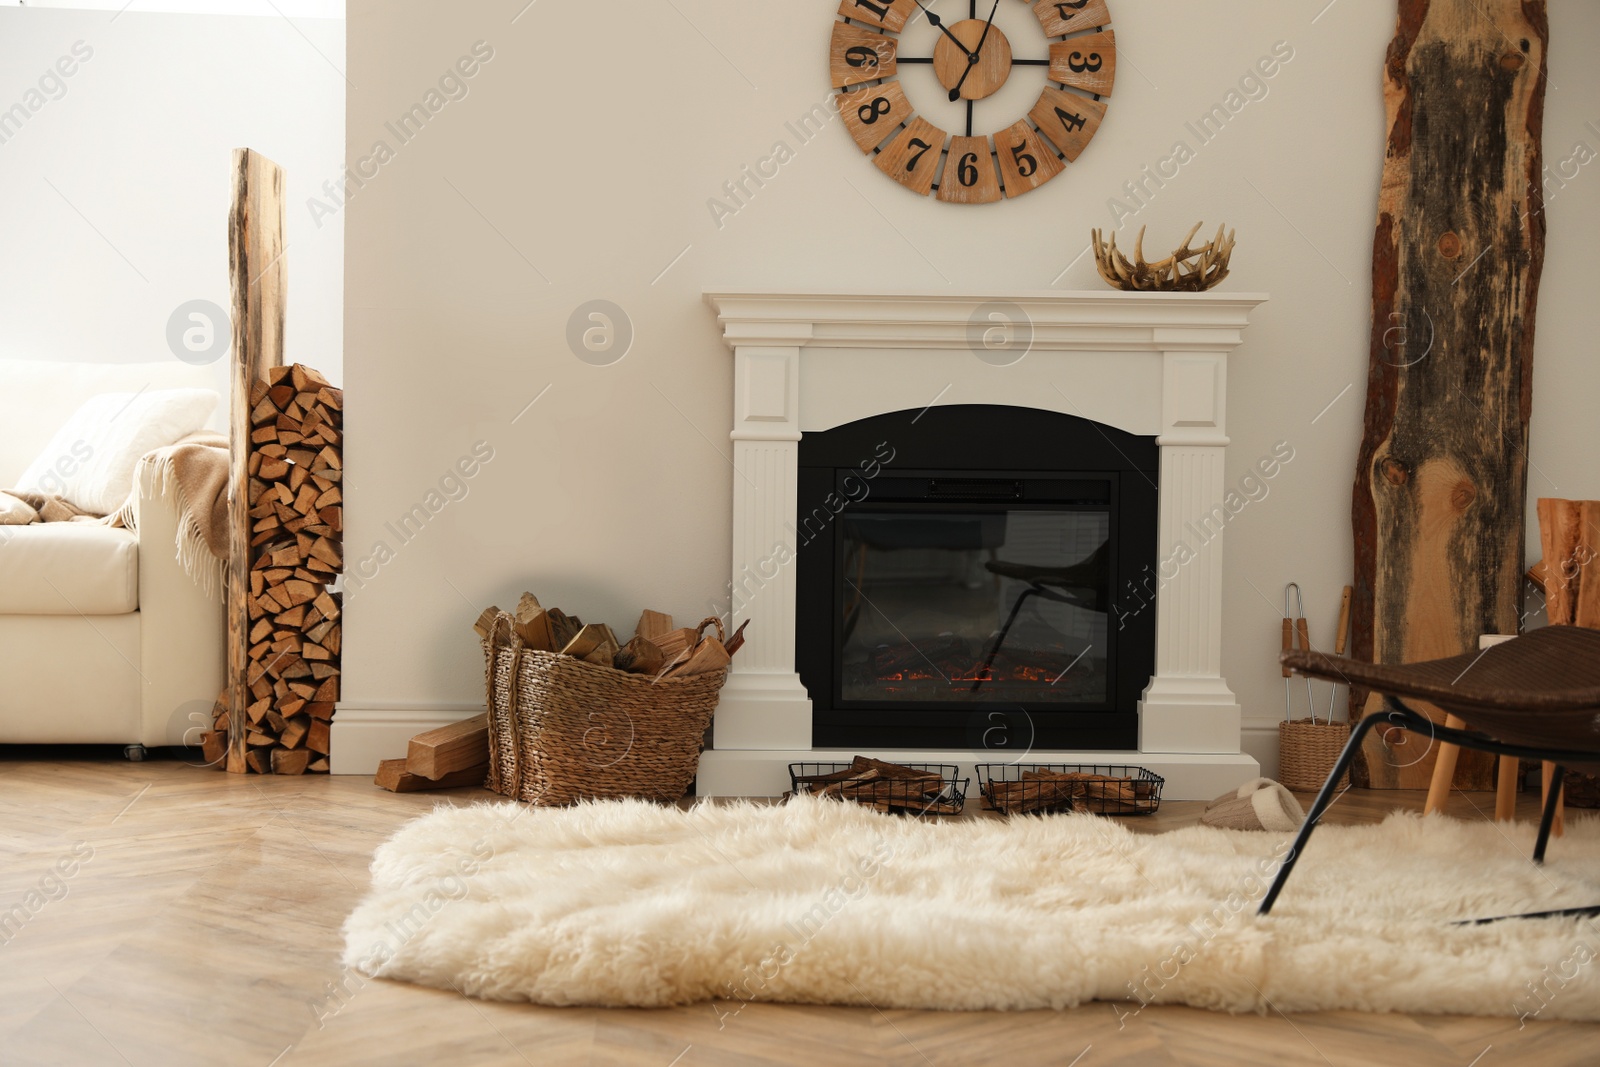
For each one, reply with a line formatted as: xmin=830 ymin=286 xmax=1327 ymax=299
xmin=405 ymin=713 xmax=490 ymax=780
xmin=201 ymin=730 xmax=227 ymax=768
xmin=375 ymin=758 xmax=489 ymax=793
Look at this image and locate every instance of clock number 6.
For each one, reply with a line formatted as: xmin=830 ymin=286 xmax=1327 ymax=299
xmin=1010 ymin=140 xmax=1038 ymax=179
xmin=844 ymin=46 xmax=879 ymax=69
xmin=858 ymin=96 xmax=892 ymax=124
xmin=957 ymin=152 xmax=980 ymax=187
xmin=904 ymin=137 xmax=933 ymax=172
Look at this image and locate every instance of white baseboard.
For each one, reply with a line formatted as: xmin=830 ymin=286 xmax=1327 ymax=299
xmin=1242 ymin=718 xmax=1285 ymax=781
xmin=329 ymin=702 xmax=481 ymax=775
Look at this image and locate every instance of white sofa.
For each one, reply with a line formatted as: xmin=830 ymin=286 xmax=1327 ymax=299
xmin=0 ymin=358 xmax=227 ymax=755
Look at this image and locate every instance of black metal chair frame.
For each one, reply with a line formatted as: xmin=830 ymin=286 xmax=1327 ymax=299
xmin=1259 ymin=697 xmax=1600 ymax=922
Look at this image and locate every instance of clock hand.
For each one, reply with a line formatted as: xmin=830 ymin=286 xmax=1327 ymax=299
xmin=948 ymin=0 xmax=1001 ymax=100
xmin=910 ymin=0 xmax=976 ymax=58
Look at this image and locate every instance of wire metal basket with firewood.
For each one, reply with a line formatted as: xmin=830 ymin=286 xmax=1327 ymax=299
xmin=789 ymin=757 xmax=969 ymax=817
xmin=976 ymin=763 xmax=1164 ymax=816
xmin=474 ymin=594 xmax=746 ymax=806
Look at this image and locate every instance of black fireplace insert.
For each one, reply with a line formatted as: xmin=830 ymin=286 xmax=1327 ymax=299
xmin=796 ymin=405 xmax=1157 ymax=751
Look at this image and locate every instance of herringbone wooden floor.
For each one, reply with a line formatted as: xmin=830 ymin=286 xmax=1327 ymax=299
xmin=1 ymin=751 xmax=1596 ymax=1066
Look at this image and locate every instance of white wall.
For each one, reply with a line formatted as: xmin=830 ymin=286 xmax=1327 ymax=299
xmin=0 ymin=6 xmax=345 ymax=391
xmin=342 ymin=0 xmax=1600 ymax=774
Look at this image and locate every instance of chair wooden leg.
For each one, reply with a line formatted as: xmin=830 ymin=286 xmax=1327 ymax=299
xmin=1541 ymin=761 xmax=1566 ymax=838
xmin=1423 ymin=715 xmax=1466 ymax=815
xmin=1495 ymin=756 xmax=1519 ymax=822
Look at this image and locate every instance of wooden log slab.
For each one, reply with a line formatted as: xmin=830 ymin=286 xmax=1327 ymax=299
xmin=376 ymin=759 xmax=489 ymax=793
xmin=1349 ymin=0 xmax=1548 ymax=789
xmin=406 ymin=713 xmax=489 ymax=780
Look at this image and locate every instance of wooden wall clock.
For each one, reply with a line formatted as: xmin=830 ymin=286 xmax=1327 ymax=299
xmin=829 ymin=0 xmax=1115 ymax=203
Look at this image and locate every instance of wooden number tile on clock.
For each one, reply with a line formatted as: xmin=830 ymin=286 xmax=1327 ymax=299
xmin=1033 ymin=0 xmax=1111 ymax=39
xmin=874 ymin=117 xmax=949 ymax=197
xmin=830 ymin=22 xmax=898 ymax=88
xmin=1049 ymin=31 xmax=1115 ymax=97
xmin=839 ymin=81 xmax=914 ymax=153
xmin=937 ymin=136 xmax=1003 ymax=204
xmin=1028 ymin=88 xmax=1106 ymax=161
xmin=837 ymin=0 xmax=917 ymax=34
xmin=994 ymin=120 xmax=1064 ymax=198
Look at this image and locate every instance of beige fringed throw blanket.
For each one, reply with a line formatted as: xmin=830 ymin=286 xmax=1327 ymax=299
xmin=0 ymin=432 xmax=231 ymax=599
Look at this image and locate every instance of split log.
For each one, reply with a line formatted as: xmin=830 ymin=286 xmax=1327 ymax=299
xmin=375 ymin=758 xmax=489 ymax=793
xmin=406 ymin=713 xmax=489 ymax=780
xmin=613 ymin=635 xmax=665 ymax=675
xmin=1349 ymin=0 xmax=1548 ymax=789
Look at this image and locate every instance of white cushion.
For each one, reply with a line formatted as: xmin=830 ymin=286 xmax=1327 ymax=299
xmin=0 ymin=358 xmax=227 ymax=488
xmin=0 ymin=523 xmax=139 ymax=615
xmin=14 ymin=388 xmax=218 ymax=515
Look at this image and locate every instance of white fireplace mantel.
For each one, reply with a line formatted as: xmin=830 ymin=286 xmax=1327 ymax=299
xmin=699 ymin=288 xmax=1269 ymax=801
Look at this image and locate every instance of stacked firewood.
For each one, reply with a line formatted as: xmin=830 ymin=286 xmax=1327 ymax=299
xmin=471 ymin=593 xmax=746 ymax=679
xmin=983 ymin=769 xmax=1157 ymax=816
xmin=793 ymin=756 xmax=964 ymax=816
xmin=203 ymin=364 xmax=343 ymax=774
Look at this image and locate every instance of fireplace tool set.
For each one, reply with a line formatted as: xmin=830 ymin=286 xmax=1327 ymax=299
xmin=1280 ymin=583 xmax=1354 ymax=724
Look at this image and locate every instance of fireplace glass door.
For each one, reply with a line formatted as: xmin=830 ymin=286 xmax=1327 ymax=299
xmin=797 ymin=406 xmax=1156 ymax=751
xmin=831 ymin=472 xmax=1116 ymax=713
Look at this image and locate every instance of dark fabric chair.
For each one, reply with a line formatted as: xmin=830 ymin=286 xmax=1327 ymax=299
xmin=1259 ymin=625 xmax=1600 ymax=920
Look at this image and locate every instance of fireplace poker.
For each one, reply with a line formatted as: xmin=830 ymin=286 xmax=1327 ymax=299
xmin=1282 ymin=585 xmax=1295 ymax=721
xmin=1326 ymin=585 xmax=1353 ymax=722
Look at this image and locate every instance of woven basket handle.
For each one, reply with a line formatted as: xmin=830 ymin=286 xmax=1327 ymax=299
xmin=483 ymin=611 xmax=525 ymax=795
xmin=695 ymin=616 xmax=726 ymax=645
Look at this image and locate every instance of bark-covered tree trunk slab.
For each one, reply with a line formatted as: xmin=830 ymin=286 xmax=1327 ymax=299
xmin=1350 ymin=0 xmax=1548 ymax=788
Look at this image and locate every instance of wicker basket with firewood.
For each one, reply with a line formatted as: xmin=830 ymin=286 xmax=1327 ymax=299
xmin=476 ymin=596 xmax=742 ymax=806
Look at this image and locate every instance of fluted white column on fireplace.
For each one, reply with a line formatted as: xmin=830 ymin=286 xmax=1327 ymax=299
xmin=721 ymin=340 xmax=812 ymax=749
xmin=702 ymin=290 xmax=1268 ymax=799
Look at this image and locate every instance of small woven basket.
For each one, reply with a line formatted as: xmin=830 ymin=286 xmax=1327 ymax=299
xmin=1277 ymin=718 xmax=1351 ymax=792
xmin=481 ymin=613 xmax=727 ymax=805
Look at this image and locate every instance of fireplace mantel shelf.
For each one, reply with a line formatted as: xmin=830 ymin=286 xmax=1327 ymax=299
xmin=699 ymin=288 xmax=1269 ymax=801
xmin=705 ymin=289 xmax=1268 ymax=351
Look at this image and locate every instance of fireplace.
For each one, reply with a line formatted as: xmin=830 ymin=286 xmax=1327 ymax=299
xmin=698 ymin=288 xmax=1267 ymax=800
xmin=796 ymin=405 xmax=1157 ymax=750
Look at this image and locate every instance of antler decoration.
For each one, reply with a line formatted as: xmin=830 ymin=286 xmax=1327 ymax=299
xmin=1091 ymin=222 xmax=1235 ymax=292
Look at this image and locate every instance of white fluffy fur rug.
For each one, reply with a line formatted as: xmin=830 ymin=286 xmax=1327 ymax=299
xmin=342 ymin=797 xmax=1600 ymax=1020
